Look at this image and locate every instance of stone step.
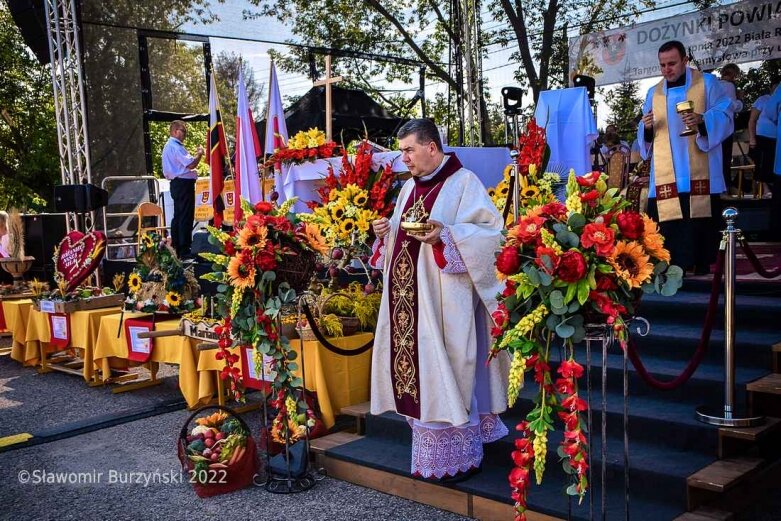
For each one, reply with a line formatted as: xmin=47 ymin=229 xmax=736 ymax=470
xmin=673 ymin=506 xmax=734 ymax=520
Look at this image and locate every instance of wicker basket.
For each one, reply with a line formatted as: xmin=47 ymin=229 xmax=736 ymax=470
xmin=295 ymin=292 xmax=360 ymax=340
xmin=275 ymin=249 xmax=317 ymax=293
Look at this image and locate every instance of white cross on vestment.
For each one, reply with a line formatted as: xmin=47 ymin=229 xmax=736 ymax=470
xmin=658 ymin=184 xmax=674 ymax=199
xmin=313 ymin=55 xmax=343 ymax=141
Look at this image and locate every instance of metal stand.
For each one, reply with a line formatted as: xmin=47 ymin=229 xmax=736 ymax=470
xmin=257 ymin=304 xmax=320 ymax=493
xmin=696 ymin=208 xmax=765 ymax=428
xmin=584 ymin=323 xmax=630 ymax=521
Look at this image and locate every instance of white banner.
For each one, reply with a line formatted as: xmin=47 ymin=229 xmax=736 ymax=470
xmin=569 ymin=0 xmax=781 ymax=86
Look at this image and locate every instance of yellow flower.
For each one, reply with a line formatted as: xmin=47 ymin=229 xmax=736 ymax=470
xmin=339 ymin=219 xmax=356 ymax=237
xmin=227 ymin=256 xmax=256 ymax=290
xmin=128 ymin=272 xmax=142 ymax=293
xmin=329 ymin=200 xmax=346 ymax=221
xmin=237 ymin=223 xmax=268 ymax=250
xmin=487 ymin=187 xmax=496 ymax=198
xmin=608 ymin=241 xmax=655 ymax=289
xmin=353 ymin=190 xmax=369 ymax=208
xmin=300 ymin=223 xmax=330 ymax=255
xmin=521 ymin=186 xmax=540 ymax=199
xmin=165 ymin=291 xmax=182 ymax=308
xmin=356 ymin=210 xmax=374 ymax=233
xmin=640 ymin=214 xmax=671 ymax=262
xmin=141 ymin=234 xmax=155 ymax=249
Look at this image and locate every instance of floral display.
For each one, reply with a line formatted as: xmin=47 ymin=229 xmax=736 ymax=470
xmin=202 ymin=198 xmax=328 ymax=445
xmin=488 ymin=120 xmax=561 ymax=222
xmin=124 ymin=231 xmax=199 ymax=314
xmin=268 ymin=128 xmax=340 ymax=166
xmin=491 ymin=170 xmax=682 ymax=520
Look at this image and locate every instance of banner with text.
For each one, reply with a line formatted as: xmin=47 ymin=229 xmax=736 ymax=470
xmin=569 ymin=0 xmax=781 ymax=86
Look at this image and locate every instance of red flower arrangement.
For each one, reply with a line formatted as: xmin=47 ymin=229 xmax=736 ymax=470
xmin=492 ymin=170 xmax=684 ymax=520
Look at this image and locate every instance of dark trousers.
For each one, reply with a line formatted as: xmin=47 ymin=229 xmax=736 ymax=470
xmin=647 ymin=193 xmax=721 ymax=272
xmin=722 ymin=134 xmax=734 ymax=189
xmin=170 ymin=177 xmax=196 ymax=257
xmin=749 ymin=136 xmax=777 ymax=183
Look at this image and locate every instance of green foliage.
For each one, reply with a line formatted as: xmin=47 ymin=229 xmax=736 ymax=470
xmin=0 ymin=4 xmax=60 ymax=211
xmin=604 ymin=80 xmax=643 ymax=140
xmin=736 ymin=60 xmax=781 ymax=107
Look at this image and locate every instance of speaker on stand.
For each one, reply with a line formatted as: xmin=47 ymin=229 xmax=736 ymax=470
xmin=22 ymin=213 xmax=68 ymax=283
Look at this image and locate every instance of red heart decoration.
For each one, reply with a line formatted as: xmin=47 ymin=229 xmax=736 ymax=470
xmin=55 ymin=231 xmax=107 ymax=292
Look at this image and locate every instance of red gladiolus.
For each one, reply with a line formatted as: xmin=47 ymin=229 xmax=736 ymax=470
xmin=502 ymin=280 xmax=517 ymax=298
xmin=557 ymin=251 xmax=587 ymax=282
xmin=492 ymin=303 xmax=510 ymax=328
xmin=558 ymin=359 xmax=584 ymax=378
xmin=508 ymin=466 xmax=530 ymax=489
xmin=576 ymin=171 xmax=600 ymax=187
xmin=581 ymin=222 xmax=615 ymax=256
xmin=580 ymin=189 xmax=600 ymax=207
xmin=561 ymin=394 xmax=588 ymax=412
xmin=555 ymin=377 xmax=575 ymax=395
xmin=496 ymin=246 xmax=522 ymax=275
xmin=540 ymin=201 xmax=567 ymax=219
xmin=616 ymin=211 xmax=645 ymax=240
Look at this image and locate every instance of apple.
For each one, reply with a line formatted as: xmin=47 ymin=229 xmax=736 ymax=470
xmin=331 ymin=248 xmax=344 ymax=260
xmin=359 ymin=254 xmax=369 ymax=263
xmin=371 ymin=270 xmax=381 ymax=280
xmin=203 ymin=448 xmax=212 ymax=457
xmin=364 ymin=283 xmax=375 ymax=294
xmin=204 ymin=438 xmax=215 ymax=448
xmin=270 ymin=191 xmax=279 ymax=202
xmin=328 ymin=266 xmax=339 ymax=278
xmin=203 ymin=429 xmax=214 ymax=439
xmin=215 ymin=432 xmax=225 ymax=441
xmin=210 ymin=453 xmax=220 ymax=462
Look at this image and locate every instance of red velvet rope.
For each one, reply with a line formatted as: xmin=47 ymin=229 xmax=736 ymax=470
xmin=739 ymin=239 xmax=781 ymax=279
xmin=626 ymin=249 xmax=725 ymax=390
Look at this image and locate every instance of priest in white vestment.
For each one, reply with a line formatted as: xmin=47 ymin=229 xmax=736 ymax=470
xmin=638 ymin=40 xmax=732 ymax=274
xmin=369 ymin=119 xmax=510 ymax=482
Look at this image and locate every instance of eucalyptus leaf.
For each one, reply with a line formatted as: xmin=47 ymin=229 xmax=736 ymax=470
xmin=552 ymin=305 xmax=568 ymax=316
xmin=567 ymin=213 xmax=586 ymax=229
xmin=653 ymin=261 xmax=669 ymax=275
xmin=291 ymin=377 xmax=303 ymax=388
xmin=556 ymin=321 xmax=575 ymax=338
xmin=567 ymin=301 xmax=581 ymax=313
xmin=552 ymin=222 xmax=567 ymax=233
xmin=550 ymin=290 xmax=565 ymax=309
xmin=524 ymin=266 xmax=541 ymax=286
xmin=572 ymin=326 xmax=586 ymax=344
xmin=546 ymin=313 xmax=561 ymax=330
xmin=262 ymin=271 xmax=277 ymax=282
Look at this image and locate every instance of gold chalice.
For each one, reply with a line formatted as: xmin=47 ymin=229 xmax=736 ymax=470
xmin=400 ymin=221 xmax=434 ymax=236
xmin=675 ymin=100 xmax=697 ymax=137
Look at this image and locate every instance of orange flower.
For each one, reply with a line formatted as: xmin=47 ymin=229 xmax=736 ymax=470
xmin=640 ymin=214 xmax=671 ymax=263
xmin=299 ymin=223 xmax=329 ymax=255
xmin=237 ymin=223 xmax=268 ymax=250
xmin=608 ymin=241 xmax=654 ymax=289
xmin=227 ymin=253 xmax=256 ymax=289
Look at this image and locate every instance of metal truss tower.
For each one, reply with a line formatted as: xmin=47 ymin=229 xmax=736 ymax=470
xmin=458 ymin=0 xmax=485 ymax=146
xmin=44 ymin=0 xmax=93 ymax=232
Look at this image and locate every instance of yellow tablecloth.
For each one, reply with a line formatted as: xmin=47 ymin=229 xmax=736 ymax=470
xmin=93 ymin=313 xmax=201 ymax=407
xmin=4 ymin=299 xmax=33 ymax=364
xmin=14 ymin=307 xmax=120 ymax=380
xmin=196 ymin=332 xmax=373 ymax=428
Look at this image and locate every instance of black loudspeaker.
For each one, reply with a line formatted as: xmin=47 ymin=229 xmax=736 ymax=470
xmin=501 ymin=87 xmax=524 ymax=115
xmin=573 ymin=74 xmax=596 ymax=100
xmin=22 ymin=213 xmax=68 ymax=282
xmin=54 ymin=184 xmax=109 ymax=213
xmin=7 ymin=0 xmax=50 ymax=66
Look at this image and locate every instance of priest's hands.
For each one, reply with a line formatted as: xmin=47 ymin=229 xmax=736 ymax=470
xmin=372 ymin=217 xmax=390 ymax=239
xmin=642 ymin=111 xmax=654 ymax=129
xmin=680 ymin=111 xmax=704 ymax=128
xmin=414 ymin=220 xmax=443 ymax=245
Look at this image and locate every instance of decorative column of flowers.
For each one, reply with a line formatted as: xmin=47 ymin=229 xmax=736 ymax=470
xmin=267 ymin=128 xmax=340 ymax=166
xmin=202 ymin=198 xmax=329 ymax=445
xmin=299 ymin=139 xmax=398 ymax=290
xmin=491 ymin=169 xmax=683 ymax=521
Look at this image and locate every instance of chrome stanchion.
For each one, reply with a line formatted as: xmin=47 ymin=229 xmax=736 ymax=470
xmin=696 ymin=207 xmax=764 ymax=428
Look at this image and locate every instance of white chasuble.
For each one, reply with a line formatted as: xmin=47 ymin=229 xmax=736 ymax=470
xmin=370 ymin=155 xmax=510 ymax=427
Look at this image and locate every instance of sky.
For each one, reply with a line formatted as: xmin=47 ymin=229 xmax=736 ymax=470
xmin=182 ymin=0 xmax=758 ymax=131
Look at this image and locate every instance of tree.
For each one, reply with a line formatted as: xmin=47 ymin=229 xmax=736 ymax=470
xmin=604 ymin=80 xmax=642 ymax=140
xmin=213 ymin=51 xmax=266 ymax=140
xmin=0 ymin=3 xmax=59 ymax=211
xmin=736 ymin=60 xmax=781 ymax=107
xmin=493 ymin=0 xmax=655 ymax=102
xmin=248 ymin=0 xmax=495 ymax=144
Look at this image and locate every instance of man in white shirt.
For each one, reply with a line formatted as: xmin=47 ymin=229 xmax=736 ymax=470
xmin=162 ymin=120 xmax=203 ymax=258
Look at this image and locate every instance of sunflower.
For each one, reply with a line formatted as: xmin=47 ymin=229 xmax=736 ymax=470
xmin=521 ymin=186 xmax=540 ymax=199
xmin=339 ymin=219 xmax=356 ymax=236
xmin=227 ymin=255 xmax=257 ymax=290
xmin=498 ymin=183 xmax=510 ymax=196
xmin=329 ymin=200 xmax=346 ymax=221
xmin=355 ymin=209 xmax=374 ymax=233
xmin=237 ymin=223 xmax=268 ymax=250
xmin=141 ymin=234 xmax=155 ymax=249
xmin=353 ymin=190 xmax=369 ymax=207
xmin=487 ymin=187 xmax=496 ymax=198
xmin=165 ymin=291 xmax=182 ymax=308
xmin=640 ymin=214 xmax=671 ymax=262
xmin=128 ymin=272 xmax=142 ymax=293
xmin=607 ymin=241 xmax=654 ymax=289
xmin=300 ymin=223 xmax=330 ymax=255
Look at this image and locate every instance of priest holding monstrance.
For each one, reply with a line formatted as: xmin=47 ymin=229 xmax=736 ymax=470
xmin=369 ymin=119 xmax=510 ymax=482
xmin=638 ymin=40 xmax=733 ymax=274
